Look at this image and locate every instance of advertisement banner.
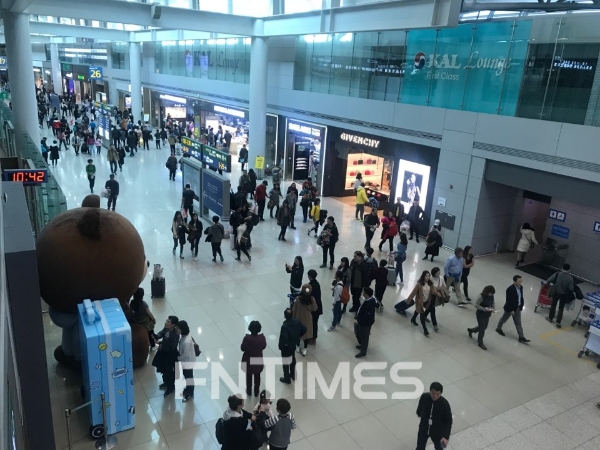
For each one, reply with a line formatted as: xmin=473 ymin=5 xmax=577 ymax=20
xmin=202 ymin=170 xmax=229 ymax=217
xmin=402 ymin=20 xmax=532 ymax=115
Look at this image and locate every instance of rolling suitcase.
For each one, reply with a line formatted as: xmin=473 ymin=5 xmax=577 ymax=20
xmin=78 ymin=299 xmax=135 ymax=438
xmin=151 ymin=278 xmax=165 ymax=298
xmin=387 ymin=252 xmax=396 ymax=286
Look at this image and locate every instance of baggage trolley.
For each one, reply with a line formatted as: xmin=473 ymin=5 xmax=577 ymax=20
xmin=577 ymin=305 xmax=600 ymax=359
xmin=534 ymin=281 xmax=553 ymax=313
xmin=571 ymin=292 xmax=600 ymax=335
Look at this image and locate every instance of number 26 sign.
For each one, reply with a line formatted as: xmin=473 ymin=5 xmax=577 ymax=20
xmin=89 ymin=66 xmax=103 ymax=80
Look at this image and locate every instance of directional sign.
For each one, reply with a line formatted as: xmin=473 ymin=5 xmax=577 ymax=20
xmin=202 ymin=145 xmax=231 ymax=173
xmin=89 ymin=66 xmax=103 ymax=80
xmin=548 ymin=208 xmax=566 ymax=222
xmin=181 ymin=136 xmax=202 ymax=161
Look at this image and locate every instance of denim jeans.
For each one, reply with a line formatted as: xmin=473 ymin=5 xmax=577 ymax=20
xmin=332 ymin=302 xmax=342 ymax=327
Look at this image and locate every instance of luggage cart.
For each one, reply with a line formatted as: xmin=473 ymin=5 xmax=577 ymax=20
xmin=534 ymin=281 xmax=553 ymax=313
xmin=572 ymin=292 xmax=600 ymax=335
xmin=577 ymin=306 xmax=600 ymax=359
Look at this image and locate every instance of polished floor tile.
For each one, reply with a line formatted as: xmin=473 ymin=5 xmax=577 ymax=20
xmin=40 ymin=123 xmax=600 ymax=450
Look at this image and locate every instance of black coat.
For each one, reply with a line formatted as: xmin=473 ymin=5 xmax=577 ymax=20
xmin=286 ymin=265 xmax=304 ymax=289
xmin=278 ymin=318 xmax=306 ymax=351
xmin=416 ymin=393 xmax=452 ymax=440
xmin=222 ymin=410 xmax=256 ymax=450
xmin=504 ymin=284 xmax=524 ymax=312
xmin=105 ymin=179 xmax=120 ymax=196
xmin=309 ymin=279 xmax=323 ymax=315
xmin=350 ymin=259 xmax=369 ymax=288
xmin=424 ymin=230 xmax=442 ymax=257
xmin=356 ymin=296 xmax=376 ymax=326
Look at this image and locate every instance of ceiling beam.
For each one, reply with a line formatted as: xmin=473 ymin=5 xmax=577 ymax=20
xmin=10 ymin=0 xmax=34 ymax=13
xmin=28 ymin=21 xmax=130 ymax=41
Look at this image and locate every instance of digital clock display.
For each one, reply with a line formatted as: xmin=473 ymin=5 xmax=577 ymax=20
xmin=2 ymin=169 xmax=48 ymax=185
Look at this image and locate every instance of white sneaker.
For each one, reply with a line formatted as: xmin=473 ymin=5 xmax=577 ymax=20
xmin=327 ymin=326 xmax=336 ymax=332
xmin=301 ymin=348 xmax=307 ymax=356
xmin=296 ymin=346 xmax=301 ymax=353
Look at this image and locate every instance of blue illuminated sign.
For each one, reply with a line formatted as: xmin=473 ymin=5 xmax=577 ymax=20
xmin=551 ymin=224 xmax=570 ymax=239
xmin=89 ymin=66 xmax=103 ymax=80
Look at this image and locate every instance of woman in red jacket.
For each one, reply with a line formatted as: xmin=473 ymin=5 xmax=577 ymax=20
xmin=241 ymin=321 xmax=267 ymax=397
xmin=378 ymin=217 xmax=398 ymax=252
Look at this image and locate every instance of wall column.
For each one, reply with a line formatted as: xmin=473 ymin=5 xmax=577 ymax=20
xmin=129 ymin=42 xmax=143 ymax=122
xmin=249 ymin=19 xmax=268 ymax=165
xmin=4 ymin=13 xmax=40 ymax=150
xmin=49 ymin=43 xmax=62 ymax=95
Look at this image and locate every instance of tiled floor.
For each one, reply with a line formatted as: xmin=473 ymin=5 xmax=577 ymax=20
xmin=39 ymin=123 xmax=600 ymax=450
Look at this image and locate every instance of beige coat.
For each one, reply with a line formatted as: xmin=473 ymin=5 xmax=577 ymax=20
xmin=292 ymin=296 xmax=317 ymax=340
xmin=406 ymin=282 xmax=434 ymax=314
xmin=517 ymin=228 xmax=537 ymax=253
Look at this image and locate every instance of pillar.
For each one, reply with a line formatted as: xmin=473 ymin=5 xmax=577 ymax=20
xmin=50 ymin=43 xmax=62 ymax=95
xmin=129 ymin=42 xmax=142 ymax=122
xmin=249 ymin=20 xmax=268 ymax=166
xmin=4 ymin=13 xmax=40 ymax=150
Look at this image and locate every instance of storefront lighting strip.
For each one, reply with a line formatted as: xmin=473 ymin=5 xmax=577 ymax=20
xmin=160 ymin=94 xmax=187 ymax=103
xmin=214 ymin=105 xmax=245 ymax=118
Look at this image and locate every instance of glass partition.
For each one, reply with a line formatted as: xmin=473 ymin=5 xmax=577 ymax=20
xmin=290 ymin=15 xmax=600 ymax=127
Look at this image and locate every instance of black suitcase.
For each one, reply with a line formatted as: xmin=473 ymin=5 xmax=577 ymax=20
xmin=151 ymin=278 xmax=165 ymax=298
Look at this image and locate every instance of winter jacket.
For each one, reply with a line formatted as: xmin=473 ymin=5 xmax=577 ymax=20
xmin=356 ymin=296 xmax=376 ymax=326
xmin=255 ymin=184 xmax=267 ymax=201
xmin=241 ymin=334 xmax=267 ymax=374
xmin=516 ymin=228 xmax=538 ymax=253
xmin=292 ymin=297 xmax=317 ymax=340
xmin=356 ymin=186 xmax=369 ymax=205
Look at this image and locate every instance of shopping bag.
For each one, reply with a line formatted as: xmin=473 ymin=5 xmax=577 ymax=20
xmin=100 ymin=188 xmax=110 ymax=199
xmin=181 ymin=208 xmax=188 ymax=220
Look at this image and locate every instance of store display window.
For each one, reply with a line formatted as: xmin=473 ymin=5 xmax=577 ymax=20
xmin=395 ymin=159 xmax=430 ymax=211
xmin=346 ymin=152 xmax=393 ymax=196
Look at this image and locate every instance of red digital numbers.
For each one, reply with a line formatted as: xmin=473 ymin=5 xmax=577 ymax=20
xmin=13 ymin=172 xmax=24 ymax=182
xmin=36 ymin=171 xmax=44 ymax=182
xmin=5 ymin=170 xmax=46 ymax=183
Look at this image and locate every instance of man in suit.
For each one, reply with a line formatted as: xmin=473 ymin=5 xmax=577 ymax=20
xmin=354 ymin=287 xmax=377 ymax=358
xmin=415 ymin=382 xmax=452 ymax=450
xmin=496 ymin=275 xmax=531 ymax=343
xmin=279 ymin=308 xmax=306 ymax=384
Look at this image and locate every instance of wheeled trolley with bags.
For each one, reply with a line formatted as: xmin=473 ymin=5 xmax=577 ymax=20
xmin=577 ymin=304 xmax=600 ymax=359
xmin=386 ymin=252 xmax=396 ymax=286
xmin=534 ymin=281 xmax=553 ymax=313
xmin=78 ymin=299 xmax=136 ymax=438
xmin=151 ymin=263 xmax=165 ymax=298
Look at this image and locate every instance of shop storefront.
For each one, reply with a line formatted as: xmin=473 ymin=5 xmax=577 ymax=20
xmin=281 ymin=118 xmax=327 ymax=188
xmin=61 ymin=63 xmax=91 ymax=102
xmin=322 ymin=127 xmax=439 ymax=217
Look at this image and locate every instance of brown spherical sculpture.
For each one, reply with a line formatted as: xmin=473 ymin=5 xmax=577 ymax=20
xmin=37 ymin=207 xmax=150 ymax=368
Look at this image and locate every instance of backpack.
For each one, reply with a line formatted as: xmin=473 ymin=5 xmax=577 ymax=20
xmin=340 ymin=285 xmax=350 ymax=305
xmin=215 ymin=418 xmax=226 ymax=444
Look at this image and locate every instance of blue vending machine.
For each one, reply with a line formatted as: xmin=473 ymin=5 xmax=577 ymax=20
xmin=78 ymin=299 xmax=136 ymax=437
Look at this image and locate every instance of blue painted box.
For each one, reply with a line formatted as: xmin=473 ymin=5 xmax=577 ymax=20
xmin=78 ymin=299 xmax=136 ymax=435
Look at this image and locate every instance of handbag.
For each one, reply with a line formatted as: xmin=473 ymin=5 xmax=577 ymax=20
xmin=192 ymin=337 xmax=201 ymax=357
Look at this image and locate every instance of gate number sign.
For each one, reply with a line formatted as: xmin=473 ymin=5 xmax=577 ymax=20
xmin=89 ymin=66 xmax=103 ymax=80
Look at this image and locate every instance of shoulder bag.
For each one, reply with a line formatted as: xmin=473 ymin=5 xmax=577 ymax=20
xmin=191 ymin=337 xmax=201 ymax=357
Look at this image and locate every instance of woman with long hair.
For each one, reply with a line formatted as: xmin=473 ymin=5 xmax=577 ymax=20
xmin=337 ymin=257 xmax=352 ymax=313
xmin=176 ymin=320 xmax=196 ymax=402
xmin=171 ymin=210 xmax=188 ymax=259
xmin=395 ymin=232 xmax=408 ymax=285
xmin=467 ymin=285 xmax=496 ymax=350
xmin=516 ymin=222 xmax=537 ymax=267
xmin=459 ymin=246 xmax=475 ymax=305
xmin=129 ymin=288 xmax=156 ymax=348
xmin=285 ymin=256 xmax=304 ymax=298
xmin=405 ymin=270 xmax=434 ymax=336
xmin=292 ymin=284 xmax=317 ymax=355
xmin=426 ymin=267 xmax=443 ymax=332
xmin=187 ymin=212 xmax=203 ymax=260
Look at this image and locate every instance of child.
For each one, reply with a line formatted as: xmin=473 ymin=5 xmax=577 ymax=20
xmin=264 ymin=398 xmax=297 ymax=450
xmin=129 ymin=288 xmax=157 ymax=348
xmin=253 ymin=390 xmax=274 ymax=418
xmin=308 ymin=198 xmax=321 ymax=237
xmin=373 ymin=259 xmax=389 ymax=311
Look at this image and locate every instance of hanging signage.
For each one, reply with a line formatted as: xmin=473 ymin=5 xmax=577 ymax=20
xmin=402 ymin=20 xmax=532 ymax=115
xmin=89 ymin=66 xmax=103 ymax=80
xmin=0 ymin=56 xmax=7 ymax=69
xmin=288 ymin=121 xmax=322 ymax=138
xmin=203 ymin=145 xmax=231 ymax=173
xmin=181 ymin=136 xmax=202 ymax=160
xmin=340 ymin=133 xmax=380 ymax=148
xmin=551 ymin=224 xmax=570 ymax=239
xmin=548 ymin=208 xmax=567 ymax=222
xmin=61 ymin=63 xmax=72 ymax=72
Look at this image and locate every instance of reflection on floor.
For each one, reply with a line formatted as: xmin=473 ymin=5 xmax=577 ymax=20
xmin=41 ymin=125 xmax=600 ymax=450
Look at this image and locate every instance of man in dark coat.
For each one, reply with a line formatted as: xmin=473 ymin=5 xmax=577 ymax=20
xmin=278 ymin=308 xmax=306 ymax=384
xmin=348 ymin=251 xmax=369 ymax=313
xmin=152 ymin=316 xmax=180 ymax=397
xmin=496 ymin=275 xmax=531 ymax=343
xmin=407 ymin=200 xmax=424 ymax=243
xmin=308 ymin=270 xmax=322 ymax=345
xmin=105 ymin=174 xmax=120 ymax=211
xmin=415 ymin=382 xmax=452 ymax=450
xmin=354 ymin=287 xmax=376 ymax=358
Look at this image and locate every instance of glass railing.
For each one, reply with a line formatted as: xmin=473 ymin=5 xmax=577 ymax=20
xmin=0 ymin=102 xmax=67 ymax=238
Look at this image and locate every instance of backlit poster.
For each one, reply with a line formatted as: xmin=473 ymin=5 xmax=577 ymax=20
xmin=395 ymin=160 xmax=430 ymax=212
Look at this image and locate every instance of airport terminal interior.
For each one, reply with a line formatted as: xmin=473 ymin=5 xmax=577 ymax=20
xmin=2 ymin=1 xmax=600 ymax=450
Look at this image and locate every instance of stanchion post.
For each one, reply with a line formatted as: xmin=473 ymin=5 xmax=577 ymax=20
xmin=65 ymin=409 xmax=73 ymax=450
xmin=100 ymin=392 xmax=107 ymax=438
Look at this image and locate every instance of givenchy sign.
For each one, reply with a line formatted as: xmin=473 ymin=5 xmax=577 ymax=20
xmin=341 ymin=133 xmax=380 ymax=148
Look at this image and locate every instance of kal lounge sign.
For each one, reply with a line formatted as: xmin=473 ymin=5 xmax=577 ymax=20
xmin=413 ymin=51 xmax=513 ymax=81
xmin=340 ymin=133 xmax=380 ymax=148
